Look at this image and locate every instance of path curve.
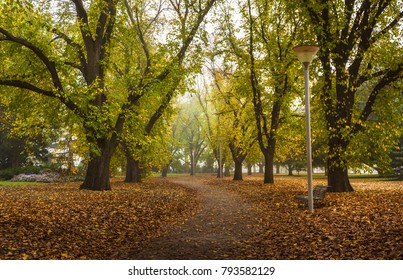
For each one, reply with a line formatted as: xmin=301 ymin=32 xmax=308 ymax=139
xmin=126 ymin=176 xmax=258 ymax=260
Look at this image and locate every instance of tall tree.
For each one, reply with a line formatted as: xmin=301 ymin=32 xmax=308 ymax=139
xmin=0 ymin=0 xmax=217 ymax=188
xmin=208 ymin=67 xmax=256 ymax=181
xmin=118 ymin=0 xmax=217 ymax=182
xmin=220 ymin=0 xmax=302 ymax=183
xmin=0 ymin=0 xmax=121 ymax=190
xmin=301 ymin=0 xmax=403 ymax=191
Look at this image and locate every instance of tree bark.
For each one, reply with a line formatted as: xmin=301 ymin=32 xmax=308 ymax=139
xmin=224 ymin=165 xmax=231 ymax=177
xmin=125 ymin=155 xmax=142 ymax=183
xmin=263 ymin=150 xmax=274 ymax=184
xmin=233 ymin=160 xmax=243 ymax=180
xmin=326 ymin=136 xmax=353 ymax=192
xmin=287 ymin=164 xmax=293 ymax=176
xmin=80 ymin=141 xmax=116 ymax=190
xmin=328 ymin=164 xmax=354 ymax=192
xmin=247 ymin=163 xmax=253 ymax=175
xmin=258 ymin=162 xmax=264 ymax=173
xmin=275 ymin=163 xmax=280 ymax=174
xmin=217 ymin=162 xmax=224 ymax=178
xmin=161 ymin=166 xmax=168 ymax=177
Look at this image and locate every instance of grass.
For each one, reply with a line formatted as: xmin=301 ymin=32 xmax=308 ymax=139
xmin=0 ymin=181 xmax=40 ymax=186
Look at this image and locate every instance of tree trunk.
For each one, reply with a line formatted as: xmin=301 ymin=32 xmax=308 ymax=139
xmin=275 ymin=163 xmax=280 ymax=174
xmin=217 ymin=163 xmax=224 ymax=178
xmin=224 ymin=165 xmax=231 ymax=177
xmin=125 ymin=155 xmax=142 ymax=183
xmin=247 ymin=163 xmax=252 ymax=175
xmin=287 ymin=164 xmax=293 ymax=176
xmin=327 ymin=142 xmax=354 ymax=192
xmin=328 ymin=164 xmax=354 ymax=192
xmin=327 ymin=133 xmax=354 ymax=192
xmin=161 ymin=166 xmax=168 ymax=177
xmin=263 ymin=151 xmax=274 ymax=184
xmin=258 ymin=162 xmax=264 ymax=173
xmin=233 ymin=160 xmax=243 ymax=180
xmin=81 ymin=143 xmax=114 ymax=191
xmin=190 ymin=152 xmax=195 ymax=176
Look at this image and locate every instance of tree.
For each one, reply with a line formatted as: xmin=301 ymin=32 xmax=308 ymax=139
xmin=275 ymin=114 xmax=306 ymax=176
xmin=218 ymin=0 xmax=302 ymax=183
xmin=0 ymin=0 xmax=122 ymax=190
xmin=176 ymin=97 xmax=207 ymax=176
xmin=390 ymin=136 xmax=403 ymax=179
xmin=301 ymin=0 xmax=403 ymax=191
xmin=209 ymin=67 xmax=257 ymax=180
xmin=118 ymin=0 xmax=218 ymax=182
xmin=0 ymin=87 xmax=61 ymax=169
xmin=0 ymin=0 xmax=217 ymax=189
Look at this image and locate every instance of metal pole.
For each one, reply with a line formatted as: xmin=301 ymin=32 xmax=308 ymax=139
xmin=193 ymin=150 xmax=196 ymax=177
xmin=219 ymin=138 xmax=223 ymax=178
xmin=303 ymin=62 xmax=314 ymax=213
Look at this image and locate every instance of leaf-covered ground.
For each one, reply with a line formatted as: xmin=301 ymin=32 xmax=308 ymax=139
xmin=0 ymin=179 xmax=198 ymax=260
xmin=1 ymin=175 xmax=402 ymax=260
xmin=207 ymin=176 xmax=402 ymax=259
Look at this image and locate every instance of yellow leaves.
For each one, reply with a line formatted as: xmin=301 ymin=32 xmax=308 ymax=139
xmin=0 ymin=179 xmax=198 ymax=260
xmin=61 ymin=253 xmax=69 ymax=258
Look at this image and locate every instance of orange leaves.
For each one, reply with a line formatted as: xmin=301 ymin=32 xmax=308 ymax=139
xmin=209 ymin=176 xmax=402 ymax=259
xmin=0 ymin=180 xmax=198 ymax=260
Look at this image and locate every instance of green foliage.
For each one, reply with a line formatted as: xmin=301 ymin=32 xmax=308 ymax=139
xmin=0 ymin=165 xmax=49 ymax=180
xmin=299 ymin=0 xmax=403 ymax=189
xmin=1 ymin=0 xmax=218 ymax=188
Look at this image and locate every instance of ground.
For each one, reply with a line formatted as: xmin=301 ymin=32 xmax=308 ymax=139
xmin=0 ymin=175 xmax=402 ymax=260
xmin=125 ymin=176 xmax=257 ymax=259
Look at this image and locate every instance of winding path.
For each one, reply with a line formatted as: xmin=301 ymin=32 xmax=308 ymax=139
xmin=127 ymin=176 xmax=258 ymax=260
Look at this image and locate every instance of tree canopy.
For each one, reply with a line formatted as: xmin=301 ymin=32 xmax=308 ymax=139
xmin=0 ymin=0 xmax=401 ymax=191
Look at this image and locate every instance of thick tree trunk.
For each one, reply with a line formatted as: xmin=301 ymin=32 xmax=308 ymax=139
xmin=327 ymin=141 xmax=354 ymax=192
xmin=81 ymin=143 xmax=115 ymax=191
xmin=125 ymin=155 xmax=142 ymax=183
xmin=328 ymin=164 xmax=354 ymax=192
xmin=233 ymin=160 xmax=243 ymax=180
xmin=287 ymin=164 xmax=293 ymax=176
xmin=263 ymin=151 xmax=274 ymax=184
xmin=327 ymin=132 xmax=354 ymax=192
xmin=161 ymin=166 xmax=168 ymax=177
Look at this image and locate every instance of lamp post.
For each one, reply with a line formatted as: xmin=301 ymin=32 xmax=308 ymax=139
xmin=293 ymin=45 xmax=320 ymax=213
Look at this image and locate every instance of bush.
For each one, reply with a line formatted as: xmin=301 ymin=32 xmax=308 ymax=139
xmin=0 ymin=166 xmax=48 ymax=180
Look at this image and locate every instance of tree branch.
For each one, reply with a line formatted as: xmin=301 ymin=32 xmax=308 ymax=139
xmin=0 ymin=79 xmax=81 ymax=116
xmin=0 ymin=28 xmax=63 ymax=91
xmin=370 ymin=10 xmax=403 ymax=45
xmin=52 ymin=28 xmax=86 ymax=73
xmin=353 ymin=63 xmax=403 ymax=134
xmin=0 ymin=80 xmax=55 ymax=97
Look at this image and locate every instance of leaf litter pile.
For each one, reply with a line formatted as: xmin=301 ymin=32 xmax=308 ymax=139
xmin=1 ymin=175 xmax=402 ymax=260
xmin=208 ymin=176 xmax=402 ymax=259
xmin=0 ymin=179 xmax=198 ymax=260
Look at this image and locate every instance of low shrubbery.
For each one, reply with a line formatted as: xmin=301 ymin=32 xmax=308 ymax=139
xmin=0 ymin=166 xmax=44 ymax=180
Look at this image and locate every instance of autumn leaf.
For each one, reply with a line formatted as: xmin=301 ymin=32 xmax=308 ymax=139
xmin=0 ymin=179 xmax=199 ymax=260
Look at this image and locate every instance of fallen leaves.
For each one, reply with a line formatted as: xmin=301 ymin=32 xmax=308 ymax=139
xmin=1 ymin=175 xmax=401 ymax=260
xmin=0 ymin=179 xmax=198 ymax=260
xmin=208 ymin=176 xmax=402 ymax=260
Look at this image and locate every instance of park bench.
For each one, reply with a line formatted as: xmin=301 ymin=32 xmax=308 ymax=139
xmin=297 ymin=185 xmax=329 ymax=207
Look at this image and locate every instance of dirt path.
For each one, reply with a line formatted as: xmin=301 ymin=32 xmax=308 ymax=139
xmin=126 ymin=176 xmax=258 ymax=260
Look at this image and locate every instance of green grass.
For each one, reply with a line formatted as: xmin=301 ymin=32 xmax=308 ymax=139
xmin=0 ymin=181 xmax=39 ymax=186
